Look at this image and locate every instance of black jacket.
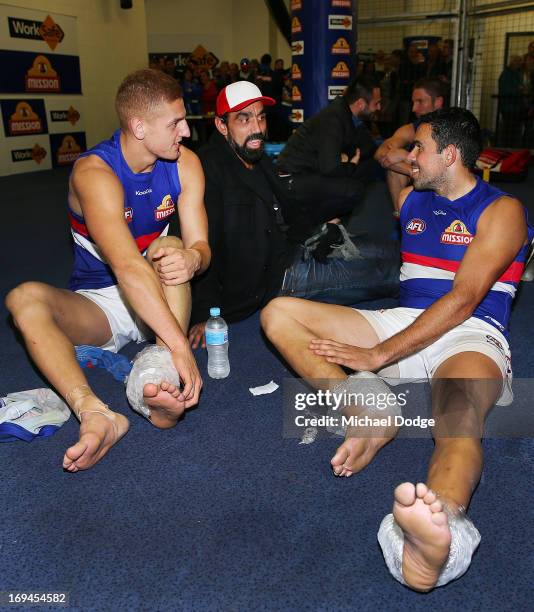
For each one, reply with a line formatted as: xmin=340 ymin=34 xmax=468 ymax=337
xmin=191 ymin=131 xmax=296 ymax=325
xmin=277 ymin=96 xmax=377 ymax=178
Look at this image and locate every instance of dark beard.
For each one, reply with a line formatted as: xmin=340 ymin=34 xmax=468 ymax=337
xmin=228 ymin=132 xmax=265 ymax=164
xmin=356 ymin=109 xmax=372 ymax=121
xmin=413 ymin=172 xmax=446 ymax=192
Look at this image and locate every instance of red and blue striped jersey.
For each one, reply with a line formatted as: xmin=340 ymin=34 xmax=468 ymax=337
xmin=400 ymin=177 xmax=533 ymax=337
xmin=68 ymin=129 xmax=181 ymax=291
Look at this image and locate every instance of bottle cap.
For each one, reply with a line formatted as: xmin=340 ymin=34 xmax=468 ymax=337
xmin=209 ymin=307 xmax=220 ymax=317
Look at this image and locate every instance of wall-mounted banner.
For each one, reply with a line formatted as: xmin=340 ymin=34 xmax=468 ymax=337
xmin=189 ymin=45 xmax=219 ymax=70
xmin=148 ymin=46 xmax=219 ymax=71
xmin=0 ymin=50 xmax=82 ymax=94
xmin=149 ymin=52 xmax=190 ymax=70
xmin=0 ymin=5 xmax=80 ymax=176
xmin=1 ymin=98 xmax=48 ymax=137
xmin=49 ymin=131 xmax=86 ymax=167
xmin=0 ymin=5 xmax=78 ymax=55
xmin=290 ymin=0 xmax=356 ymax=122
xmin=46 ymin=97 xmax=84 ymax=134
xmin=2 ymin=133 xmax=51 ymax=174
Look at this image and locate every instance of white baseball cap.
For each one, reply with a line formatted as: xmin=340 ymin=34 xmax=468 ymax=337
xmin=216 ymin=81 xmax=275 ymax=116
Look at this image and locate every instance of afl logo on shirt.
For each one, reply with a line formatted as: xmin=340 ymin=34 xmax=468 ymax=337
xmin=124 ymin=207 xmax=133 ymax=223
xmin=405 ymin=218 xmax=426 ymax=234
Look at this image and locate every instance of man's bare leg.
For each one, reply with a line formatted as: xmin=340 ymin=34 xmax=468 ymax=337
xmin=392 ymin=352 xmax=501 ymax=591
xmin=261 ymin=297 xmax=398 ymax=475
xmin=143 ymin=236 xmax=192 ymax=428
xmin=5 ymin=282 xmax=130 ymax=471
xmin=386 ymin=170 xmax=410 ymax=213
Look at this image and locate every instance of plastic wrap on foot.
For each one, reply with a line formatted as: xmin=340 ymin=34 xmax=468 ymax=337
xmin=377 ymin=507 xmax=481 ymax=588
xmin=327 ymin=372 xmax=403 ymax=437
xmin=125 ymin=345 xmax=180 ymax=419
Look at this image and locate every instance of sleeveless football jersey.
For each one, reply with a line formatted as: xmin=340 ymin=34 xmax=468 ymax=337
xmin=400 ymin=177 xmax=533 ymax=336
xmin=68 ymin=129 xmax=181 ymax=290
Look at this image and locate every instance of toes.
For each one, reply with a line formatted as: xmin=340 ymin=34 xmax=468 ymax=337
xmin=64 ymin=435 xmax=101 ymax=471
xmin=335 ymin=465 xmax=354 ymax=478
xmin=64 ymin=441 xmax=87 ymax=463
xmin=430 ymin=500 xmax=443 ymax=513
xmin=430 ymin=511 xmax=449 ymax=527
xmin=423 ymin=489 xmax=437 ymax=505
xmin=163 ymin=382 xmax=180 ymax=397
xmin=63 ymin=449 xmax=80 ymax=472
xmin=416 ymin=482 xmax=428 ymax=499
xmin=394 ymin=482 xmax=417 ymax=506
xmin=143 ymin=383 xmax=159 ymax=398
xmin=331 ymin=446 xmax=350 ymax=475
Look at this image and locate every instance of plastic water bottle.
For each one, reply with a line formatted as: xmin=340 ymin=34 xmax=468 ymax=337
xmin=206 ymin=307 xmax=230 ymax=379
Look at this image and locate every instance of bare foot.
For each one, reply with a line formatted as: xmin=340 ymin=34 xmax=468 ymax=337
xmin=331 ymin=410 xmax=398 ymax=477
xmin=63 ymin=397 xmax=129 ymax=472
xmin=331 ymin=435 xmax=391 ymax=477
xmin=143 ymin=381 xmax=185 ymax=429
xmin=393 ymin=482 xmax=451 ymax=592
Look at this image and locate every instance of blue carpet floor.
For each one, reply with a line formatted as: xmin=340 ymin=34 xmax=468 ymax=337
xmin=0 ymin=168 xmax=532 ymax=611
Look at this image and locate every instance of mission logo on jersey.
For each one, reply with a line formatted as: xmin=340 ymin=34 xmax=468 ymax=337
xmin=155 ymin=195 xmax=175 ymax=221
xmin=440 ymin=220 xmax=474 ymax=245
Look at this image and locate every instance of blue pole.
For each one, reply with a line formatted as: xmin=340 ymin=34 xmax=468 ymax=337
xmin=290 ymin=0 xmax=356 ymax=124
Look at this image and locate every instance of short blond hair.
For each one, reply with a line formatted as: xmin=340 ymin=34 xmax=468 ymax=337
xmin=115 ymin=69 xmax=183 ymax=129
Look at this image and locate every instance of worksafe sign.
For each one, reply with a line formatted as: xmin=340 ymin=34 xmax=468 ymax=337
xmin=0 ymin=5 xmax=78 ymax=55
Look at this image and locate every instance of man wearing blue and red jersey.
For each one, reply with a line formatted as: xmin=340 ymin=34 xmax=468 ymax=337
xmin=261 ymin=108 xmax=532 ymax=591
xmin=6 ymin=69 xmax=210 ymax=472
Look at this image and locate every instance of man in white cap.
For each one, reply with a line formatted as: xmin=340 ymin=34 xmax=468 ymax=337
xmin=188 ymin=81 xmax=399 ymax=347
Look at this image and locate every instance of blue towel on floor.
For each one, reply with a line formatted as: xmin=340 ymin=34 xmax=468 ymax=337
xmin=75 ymin=346 xmax=132 ymax=382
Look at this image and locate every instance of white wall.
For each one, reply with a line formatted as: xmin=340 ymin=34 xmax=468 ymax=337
xmin=145 ymin=0 xmax=290 ymax=65
xmin=1 ymin=0 xmax=148 ymax=147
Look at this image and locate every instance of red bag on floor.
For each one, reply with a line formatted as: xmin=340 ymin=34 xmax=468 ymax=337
xmin=475 ymin=148 xmax=531 ymax=181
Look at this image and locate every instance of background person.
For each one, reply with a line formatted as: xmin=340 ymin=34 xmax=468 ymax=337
xmin=277 ymin=76 xmax=382 ymax=242
xmin=375 ymin=78 xmax=445 ymax=211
